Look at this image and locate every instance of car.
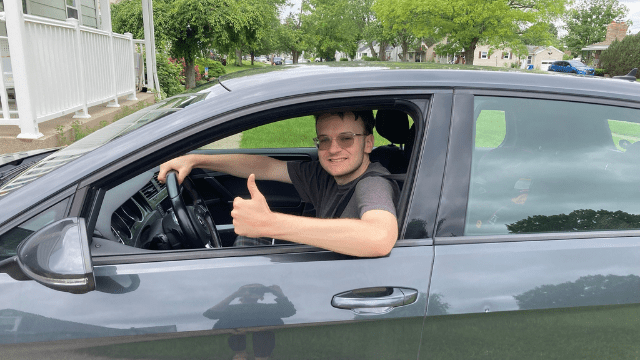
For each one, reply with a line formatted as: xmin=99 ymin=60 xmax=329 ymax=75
xmin=257 ymin=55 xmax=267 ymax=63
xmin=2 ymin=67 xmax=640 ymax=358
xmin=273 ymin=57 xmax=283 ymax=65
xmin=547 ymin=60 xmax=595 ymax=75
xmin=284 ymin=59 xmax=293 ymax=65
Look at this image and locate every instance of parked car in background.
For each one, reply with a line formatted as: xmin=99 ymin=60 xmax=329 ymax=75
xmin=548 ymin=60 xmax=595 ymax=75
xmin=273 ymin=57 xmax=283 ymax=65
xmin=258 ymin=55 xmax=267 ymax=63
xmin=2 ymin=68 xmax=640 ymax=358
xmin=285 ymin=59 xmax=293 ymax=65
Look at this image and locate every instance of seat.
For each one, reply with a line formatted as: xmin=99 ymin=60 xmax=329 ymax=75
xmin=370 ymin=110 xmax=411 ymax=174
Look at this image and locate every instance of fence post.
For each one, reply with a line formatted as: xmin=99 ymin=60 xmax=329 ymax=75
xmin=4 ymin=0 xmax=43 ymax=139
xmin=106 ymin=30 xmax=119 ymax=108
xmin=70 ymin=18 xmax=90 ymax=119
xmin=0 ymin=38 xmax=11 ymax=122
xmin=126 ymin=33 xmax=137 ymax=101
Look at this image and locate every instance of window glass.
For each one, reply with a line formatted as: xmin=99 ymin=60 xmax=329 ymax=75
xmin=202 ymin=114 xmax=394 ymax=150
xmin=0 ymin=198 xmax=70 ymax=260
xmin=466 ymin=96 xmax=640 ymax=235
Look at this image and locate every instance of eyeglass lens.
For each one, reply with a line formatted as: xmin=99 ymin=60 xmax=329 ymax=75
xmin=316 ymin=134 xmax=356 ymax=150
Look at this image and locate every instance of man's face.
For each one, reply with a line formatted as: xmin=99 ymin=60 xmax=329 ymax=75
xmin=315 ymin=113 xmax=374 ymax=185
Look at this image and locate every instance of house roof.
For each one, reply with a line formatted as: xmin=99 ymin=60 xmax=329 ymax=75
xmin=527 ymin=45 xmax=563 ymax=55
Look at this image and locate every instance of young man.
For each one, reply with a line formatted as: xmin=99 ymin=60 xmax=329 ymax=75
xmin=158 ymin=111 xmax=399 ymax=257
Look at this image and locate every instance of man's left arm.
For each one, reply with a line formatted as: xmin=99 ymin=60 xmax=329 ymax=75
xmin=232 ymin=175 xmax=398 ymax=257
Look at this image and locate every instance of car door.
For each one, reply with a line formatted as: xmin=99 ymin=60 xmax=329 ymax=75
xmin=0 ymin=93 xmax=450 ymax=359
xmin=420 ymin=91 xmax=640 ymax=359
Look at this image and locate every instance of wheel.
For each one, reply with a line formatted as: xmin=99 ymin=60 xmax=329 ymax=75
xmin=165 ymin=171 xmax=222 ymax=248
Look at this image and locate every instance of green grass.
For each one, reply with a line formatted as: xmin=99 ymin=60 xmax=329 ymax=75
xmin=239 ymin=115 xmax=392 ymax=149
xmin=475 ymin=110 xmax=506 ymax=148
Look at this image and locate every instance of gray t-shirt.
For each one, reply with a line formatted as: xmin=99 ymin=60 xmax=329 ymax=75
xmin=286 ymin=161 xmax=399 ymax=219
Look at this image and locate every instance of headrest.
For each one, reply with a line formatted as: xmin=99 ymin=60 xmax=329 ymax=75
xmin=375 ymin=110 xmax=410 ymax=144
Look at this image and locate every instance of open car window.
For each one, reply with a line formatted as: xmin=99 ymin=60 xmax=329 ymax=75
xmin=88 ymin=102 xmax=423 ymax=258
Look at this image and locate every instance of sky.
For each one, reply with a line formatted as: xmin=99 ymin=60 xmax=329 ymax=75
xmin=281 ymin=0 xmax=640 ymax=35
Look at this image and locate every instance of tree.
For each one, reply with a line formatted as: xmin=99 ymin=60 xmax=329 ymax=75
xmin=303 ymin=0 xmax=361 ymax=61
xmin=375 ymin=0 xmax=567 ymax=65
xmin=111 ymin=0 xmax=172 ymax=46
xmin=276 ymin=12 xmax=311 ymax=63
xmin=563 ymin=0 xmax=629 ymax=57
xmin=599 ymin=33 xmax=640 ymax=77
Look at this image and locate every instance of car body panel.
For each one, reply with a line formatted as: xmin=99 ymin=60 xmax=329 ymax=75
xmin=548 ymin=60 xmax=595 ymax=75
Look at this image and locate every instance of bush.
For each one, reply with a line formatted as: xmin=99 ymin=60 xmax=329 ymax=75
xmin=362 ymin=56 xmax=380 ymax=61
xmin=195 ymin=58 xmax=226 ymax=78
xmin=600 ymin=33 xmax=640 ymax=79
xmin=340 ymin=58 xmax=348 ymax=61
xmin=595 ymin=68 xmax=606 ymax=77
xmin=156 ymin=52 xmax=184 ymax=98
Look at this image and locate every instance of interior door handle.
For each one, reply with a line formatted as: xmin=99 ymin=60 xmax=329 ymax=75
xmin=331 ymin=287 xmax=418 ymax=310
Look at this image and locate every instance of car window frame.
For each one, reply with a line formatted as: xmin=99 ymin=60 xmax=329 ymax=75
xmin=79 ymin=91 xmax=437 ymax=265
xmin=434 ymin=88 xmax=640 ymax=244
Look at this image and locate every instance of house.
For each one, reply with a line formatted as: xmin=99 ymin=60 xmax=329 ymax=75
xmin=521 ymin=45 xmax=564 ymax=70
xmin=0 ymin=0 xmax=158 ymax=139
xmin=472 ymin=45 xmax=519 ymax=67
xmin=582 ymin=21 xmax=628 ymax=67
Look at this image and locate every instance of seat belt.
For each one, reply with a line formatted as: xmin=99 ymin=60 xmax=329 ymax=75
xmin=332 ymin=173 xmax=404 ymax=219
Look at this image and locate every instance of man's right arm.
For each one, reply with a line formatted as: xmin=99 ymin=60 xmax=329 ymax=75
xmin=158 ymin=154 xmax=291 ymax=184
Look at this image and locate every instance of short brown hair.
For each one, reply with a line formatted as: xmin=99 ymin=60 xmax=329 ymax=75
xmin=315 ymin=110 xmax=375 ymax=135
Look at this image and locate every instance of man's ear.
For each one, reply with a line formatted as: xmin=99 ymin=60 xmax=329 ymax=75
xmin=364 ymin=134 xmax=375 ymax=154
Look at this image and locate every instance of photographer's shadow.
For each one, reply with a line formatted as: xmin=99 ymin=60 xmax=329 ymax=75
xmin=204 ymin=284 xmax=296 ymax=360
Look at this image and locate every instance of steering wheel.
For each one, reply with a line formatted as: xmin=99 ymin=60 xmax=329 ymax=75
xmin=165 ymin=171 xmax=222 ymax=249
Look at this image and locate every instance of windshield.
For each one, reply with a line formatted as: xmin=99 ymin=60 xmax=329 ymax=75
xmin=0 ymin=93 xmax=207 ymax=197
xmin=569 ymin=61 xmax=588 ymax=68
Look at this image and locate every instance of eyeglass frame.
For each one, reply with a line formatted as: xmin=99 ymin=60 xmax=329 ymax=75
xmin=313 ymin=132 xmax=367 ymax=150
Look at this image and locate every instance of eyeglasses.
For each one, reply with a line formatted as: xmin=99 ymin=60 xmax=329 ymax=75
xmin=313 ymin=132 xmax=366 ymax=150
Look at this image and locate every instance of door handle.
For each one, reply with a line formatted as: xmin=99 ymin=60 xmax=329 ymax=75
xmin=331 ymin=287 xmax=418 ymax=310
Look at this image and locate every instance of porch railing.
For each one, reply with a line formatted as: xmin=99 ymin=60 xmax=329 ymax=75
xmin=1 ymin=6 xmax=142 ymax=138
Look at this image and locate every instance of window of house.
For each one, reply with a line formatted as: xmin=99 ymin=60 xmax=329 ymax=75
xmin=503 ymin=52 xmax=510 ymax=59
xmin=466 ymin=96 xmax=640 ymax=236
xmin=480 ymin=52 xmax=488 ymax=59
xmin=527 ymin=55 xmax=533 ymax=65
xmin=66 ymin=0 xmax=78 ymax=19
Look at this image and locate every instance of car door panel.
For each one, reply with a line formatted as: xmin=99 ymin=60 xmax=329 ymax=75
xmin=421 ymin=237 xmax=640 ymax=359
xmin=1 ymin=245 xmax=432 ymax=359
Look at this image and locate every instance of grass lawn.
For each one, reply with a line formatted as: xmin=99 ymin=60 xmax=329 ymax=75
xmin=240 ymin=115 xmax=393 ymax=149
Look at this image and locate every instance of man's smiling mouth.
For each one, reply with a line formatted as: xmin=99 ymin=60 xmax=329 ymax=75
xmin=329 ymin=158 xmax=347 ymax=162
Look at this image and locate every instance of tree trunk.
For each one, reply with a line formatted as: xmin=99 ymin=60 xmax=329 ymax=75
xmin=368 ymin=43 xmax=378 ymax=59
xmin=235 ymin=48 xmax=242 ymax=66
xmin=185 ymin=60 xmax=196 ymax=89
xmin=379 ymin=41 xmax=387 ymax=61
xmin=402 ymin=39 xmax=409 ymax=62
xmin=250 ymin=51 xmax=254 ymax=66
xmin=464 ymin=38 xmax=479 ymax=66
xmin=293 ymin=51 xmax=299 ymax=64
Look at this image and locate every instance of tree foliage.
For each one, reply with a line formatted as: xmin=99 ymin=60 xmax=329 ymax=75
xmin=563 ymin=0 xmax=629 ymax=57
xmin=600 ymin=33 xmax=640 ymax=78
xmin=375 ymin=0 xmax=567 ymax=65
xmin=275 ymin=12 xmax=311 ymax=63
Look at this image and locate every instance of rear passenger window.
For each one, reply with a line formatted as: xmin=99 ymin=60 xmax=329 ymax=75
xmin=466 ymin=96 xmax=640 ymax=235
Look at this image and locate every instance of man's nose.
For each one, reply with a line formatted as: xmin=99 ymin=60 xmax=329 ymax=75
xmin=327 ymin=138 xmax=342 ymax=153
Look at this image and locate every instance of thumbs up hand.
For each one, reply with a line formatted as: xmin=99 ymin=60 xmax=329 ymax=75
xmin=231 ymin=174 xmax=275 ymax=238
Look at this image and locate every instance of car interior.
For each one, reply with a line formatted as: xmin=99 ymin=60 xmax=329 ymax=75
xmin=89 ymin=105 xmax=420 ymax=256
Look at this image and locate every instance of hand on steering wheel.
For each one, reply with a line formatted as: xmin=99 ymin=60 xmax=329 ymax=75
xmin=165 ymin=171 xmax=222 ymax=249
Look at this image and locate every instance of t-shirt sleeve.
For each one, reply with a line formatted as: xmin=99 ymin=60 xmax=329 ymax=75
xmin=353 ymin=176 xmax=398 ymax=218
xmin=286 ymin=161 xmax=323 ymax=207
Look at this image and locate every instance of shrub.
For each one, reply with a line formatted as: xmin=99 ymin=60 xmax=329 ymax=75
xmin=599 ymin=33 xmax=640 ymax=79
xmin=195 ymin=58 xmax=226 ymax=78
xmin=362 ymin=56 xmax=380 ymax=61
xmin=156 ymin=52 xmax=184 ymax=98
xmin=340 ymin=58 xmax=348 ymax=61
xmin=595 ymin=68 xmax=606 ymax=77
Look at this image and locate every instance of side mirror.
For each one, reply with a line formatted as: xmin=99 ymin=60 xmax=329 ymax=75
xmin=16 ymin=217 xmax=95 ymax=294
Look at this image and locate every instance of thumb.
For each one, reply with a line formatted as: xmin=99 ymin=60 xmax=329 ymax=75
xmin=247 ymin=174 xmax=264 ymax=200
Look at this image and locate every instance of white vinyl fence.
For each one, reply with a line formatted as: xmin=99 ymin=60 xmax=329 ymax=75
xmin=1 ymin=10 xmax=141 ymax=137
